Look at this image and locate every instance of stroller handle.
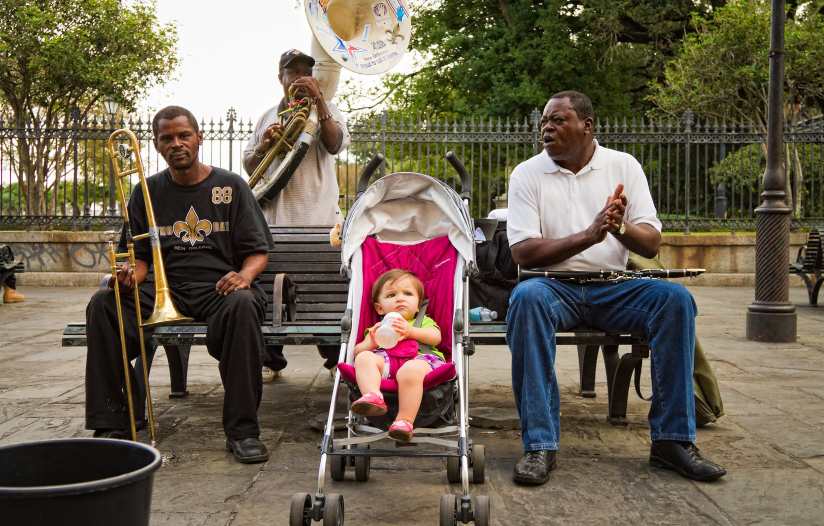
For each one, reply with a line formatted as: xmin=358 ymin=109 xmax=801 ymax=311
xmin=356 ymin=153 xmax=386 ymax=197
xmin=445 ymin=151 xmax=472 ymax=202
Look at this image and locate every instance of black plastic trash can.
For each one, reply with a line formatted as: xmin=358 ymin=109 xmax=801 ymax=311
xmin=0 ymin=438 xmax=161 ymax=526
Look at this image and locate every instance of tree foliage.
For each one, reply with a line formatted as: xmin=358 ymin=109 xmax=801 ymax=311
xmin=649 ymin=0 xmax=824 ymax=126
xmin=341 ymin=0 xmax=722 ymax=120
xmin=650 ymin=0 xmax=824 ymax=216
xmin=0 ymin=0 xmax=177 ymax=215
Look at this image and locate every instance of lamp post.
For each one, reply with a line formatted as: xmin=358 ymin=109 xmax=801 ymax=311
xmin=746 ymin=0 xmax=796 ymax=342
xmin=104 ymin=99 xmax=121 ymax=216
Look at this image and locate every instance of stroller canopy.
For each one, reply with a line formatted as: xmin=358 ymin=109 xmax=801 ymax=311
xmin=341 ymin=172 xmax=476 ymax=272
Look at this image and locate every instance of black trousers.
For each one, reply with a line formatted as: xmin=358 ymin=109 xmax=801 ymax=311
xmin=263 ymin=344 xmax=340 ymax=371
xmin=85 ymin=281 xmax=267 ymax=439
xmin=4 ymin=274 xmax=15 ymax=288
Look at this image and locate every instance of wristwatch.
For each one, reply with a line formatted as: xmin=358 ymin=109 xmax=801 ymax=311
xmin=617 ymin=221 xmax=627 ymax=236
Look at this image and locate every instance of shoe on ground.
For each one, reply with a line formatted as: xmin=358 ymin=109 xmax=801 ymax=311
xmin=261 ymin=366 xmax=281 ymax=383
xmin=93 ymin=428 xmax=131 ymax=440
xmin=649 ymin=440 xmax=726 ymax=481
xmin=351 ymin=391 xmax=387 ymax=416
xmin=226 ymin=437 xmax=269 ymax=464
xmin=513 ymin=450 xmax=557 ymax=485
xmin=388 ymin=419 xmax=414 ymax=442
xmin=3 ymin=287 xmax=24 ymax=303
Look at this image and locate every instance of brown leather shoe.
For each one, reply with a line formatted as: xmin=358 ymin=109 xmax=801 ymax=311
xmin=3 ymin=287 xmax=24 ymax=303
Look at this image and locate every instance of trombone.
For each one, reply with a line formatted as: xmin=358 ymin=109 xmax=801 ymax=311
xmin=106 ymin=128 xmax=193 ymax=445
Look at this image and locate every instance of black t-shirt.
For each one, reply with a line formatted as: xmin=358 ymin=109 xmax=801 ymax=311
xmin=123 ymin=167 xmax=274 ymax=285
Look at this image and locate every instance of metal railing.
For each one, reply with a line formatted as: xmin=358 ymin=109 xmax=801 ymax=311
xmin=1 ymin=109 xmax=822 ymax=231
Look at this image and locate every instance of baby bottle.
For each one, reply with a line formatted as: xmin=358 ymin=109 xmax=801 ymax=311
xmin=374 ymin=311 xmax=404 ymax=348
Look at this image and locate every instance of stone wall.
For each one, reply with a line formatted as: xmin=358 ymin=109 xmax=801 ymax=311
xmin=0 ymin=230 xmax=812 ymax=287
xmin=658 ymin=232 xmax=809 ymax=273
xmin=1 ymin=230 xmax=116 ymax=286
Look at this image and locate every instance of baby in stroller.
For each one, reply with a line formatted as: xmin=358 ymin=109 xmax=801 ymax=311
xmin=289 ymin=164 xmax=490 ymax=526
xmin=351 ymin=269 xmax=444 ymax=441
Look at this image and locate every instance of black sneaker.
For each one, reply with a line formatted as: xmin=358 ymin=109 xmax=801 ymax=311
xmin=513 ymin=450 xmax=557 ymax=486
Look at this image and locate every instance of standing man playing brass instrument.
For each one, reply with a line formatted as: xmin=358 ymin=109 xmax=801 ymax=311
xmin=244 ymin=49 xmax=350 ymax=379
xmin=85 ymin=106 xmax=275 ymax=464
xmin=244 ymin=49 xmax=349 ymax=225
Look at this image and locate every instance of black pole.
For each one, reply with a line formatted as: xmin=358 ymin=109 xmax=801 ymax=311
xmin=746 ymin=0 xmax=796 ymax=342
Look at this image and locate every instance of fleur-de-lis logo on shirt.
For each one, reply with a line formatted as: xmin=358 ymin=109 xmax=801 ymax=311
xmin=173 ymin=206 xmax=212 ymax=246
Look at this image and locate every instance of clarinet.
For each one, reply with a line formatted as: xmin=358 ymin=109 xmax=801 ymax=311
xmin=518 ymin=268 xmax=706 ymax=283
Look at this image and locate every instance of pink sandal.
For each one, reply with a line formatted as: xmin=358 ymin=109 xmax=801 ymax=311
xmin=388 ymin=419 xmax=414 ymax=442
xmin=351 ymin=392 xmax=388 ymax=416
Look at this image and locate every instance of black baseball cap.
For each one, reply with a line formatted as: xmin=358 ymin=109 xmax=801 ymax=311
xmin=279 ymin=49 xmax=316 ymax=71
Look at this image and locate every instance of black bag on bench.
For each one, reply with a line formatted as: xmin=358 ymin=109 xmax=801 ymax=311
xmin=469 ymin=220 xmax=517 ymax=319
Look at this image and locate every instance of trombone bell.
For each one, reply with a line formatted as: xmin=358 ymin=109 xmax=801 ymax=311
xmin=143 ymin=289 xmax=193 ymax=327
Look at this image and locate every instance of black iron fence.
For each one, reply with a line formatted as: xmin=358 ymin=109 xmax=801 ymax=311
xmin=1 ymin=110 xmax=823 ymax=231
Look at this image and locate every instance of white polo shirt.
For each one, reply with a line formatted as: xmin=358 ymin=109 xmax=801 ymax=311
xmin=507 ymin=141 xmax=661 ymax=271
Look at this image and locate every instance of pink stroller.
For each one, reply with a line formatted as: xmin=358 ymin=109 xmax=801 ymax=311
xmin=289 ymin=155 xmax=490 ymax=526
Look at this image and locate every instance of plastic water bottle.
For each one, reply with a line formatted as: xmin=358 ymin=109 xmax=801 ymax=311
xmin=374 ymin=311 xmax=404 ymax=348
xmin=469 ymin=307 xmax=498 ymax=322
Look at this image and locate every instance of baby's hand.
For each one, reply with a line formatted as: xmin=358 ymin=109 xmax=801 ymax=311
xmin=391 ymin=317 xmax=410 ymax=341
xmin=365 ymin=322 xmax=382 ymax=347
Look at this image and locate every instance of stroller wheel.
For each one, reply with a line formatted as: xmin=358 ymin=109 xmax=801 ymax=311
xmin=323 ymin=493 xmax=345 ymax=526
xmin=289 ymin=492 xmax=312 ymax=526
xmin=472 ymin=495 xmax=491 ymax=526
xmin=471 ymin=445 xmax=486 ymax=484
xmin=446 ymin=456 xmax=461 ymax=484
xmin=354 ymin=454 xmax=371 ymax=482
xmin=439 ymin=493 xmax=457 ymax=526
xmin=330 ymin=454 xmax=347 ymax=481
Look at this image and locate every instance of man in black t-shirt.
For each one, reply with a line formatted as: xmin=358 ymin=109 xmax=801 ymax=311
xmin=85 ymin=105 xmax=274 ymax=463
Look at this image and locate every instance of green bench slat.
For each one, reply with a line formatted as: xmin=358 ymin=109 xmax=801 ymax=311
xmin=296 ymin=294 xmax=348 ymax=303
xmin=271 ymin=234 xmax=331 ymax=243
xmin=264 ymin=262 xmax=341 ymax=273
xmin=271 ymin=244 xmax=340 ymax=253
xmin=64 ymin=321 xmax=641 ymax=347
xmin=269 ymin=252 xmax=341 ymax=262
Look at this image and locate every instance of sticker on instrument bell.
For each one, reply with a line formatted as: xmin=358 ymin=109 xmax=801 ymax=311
xmin=373 ymin=2 xmax=388 ymax=18
xmin=387 ymin=0 xmax=408 ymax=22
xmin=306 ymin=0 xmax=410 ymax=75
xmin=211 ymin=186 xmax=233 ymax=205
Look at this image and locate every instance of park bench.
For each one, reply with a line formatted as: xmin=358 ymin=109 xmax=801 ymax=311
xmin=789 ymin=229 xmax=823 ymax=306
xmin=0 ymin=244 xmax=25 ymax=301
xmin=61 ymin=225 xmax=649 ymax=425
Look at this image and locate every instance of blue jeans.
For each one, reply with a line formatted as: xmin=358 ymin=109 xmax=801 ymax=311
xmin=506 ymin=278 xmax=697 ymax=452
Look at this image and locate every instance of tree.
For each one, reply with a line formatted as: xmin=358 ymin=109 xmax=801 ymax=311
xmin=0 ymin=0 xmax=177 ymax=216
xmin=649 ymin=0 xmax=824 ymax=215
xmin=340 ymin=0 xmax=721 ymax=120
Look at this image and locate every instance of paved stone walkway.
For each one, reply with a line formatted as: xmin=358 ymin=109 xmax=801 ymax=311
xmin=1 ymin=285 xmax=823 ymax=525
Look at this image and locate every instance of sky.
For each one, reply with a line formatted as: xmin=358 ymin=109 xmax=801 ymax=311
xmin=141 ymin=0 xmax=413 ymax=123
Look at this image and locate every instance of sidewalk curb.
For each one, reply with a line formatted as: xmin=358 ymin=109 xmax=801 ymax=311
xmin=17 ymin=272 xmax=107 ymax=288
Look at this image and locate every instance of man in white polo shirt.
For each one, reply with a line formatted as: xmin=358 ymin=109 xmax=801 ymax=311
xmin=506 ymin=90 xmax=726 ymax=485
